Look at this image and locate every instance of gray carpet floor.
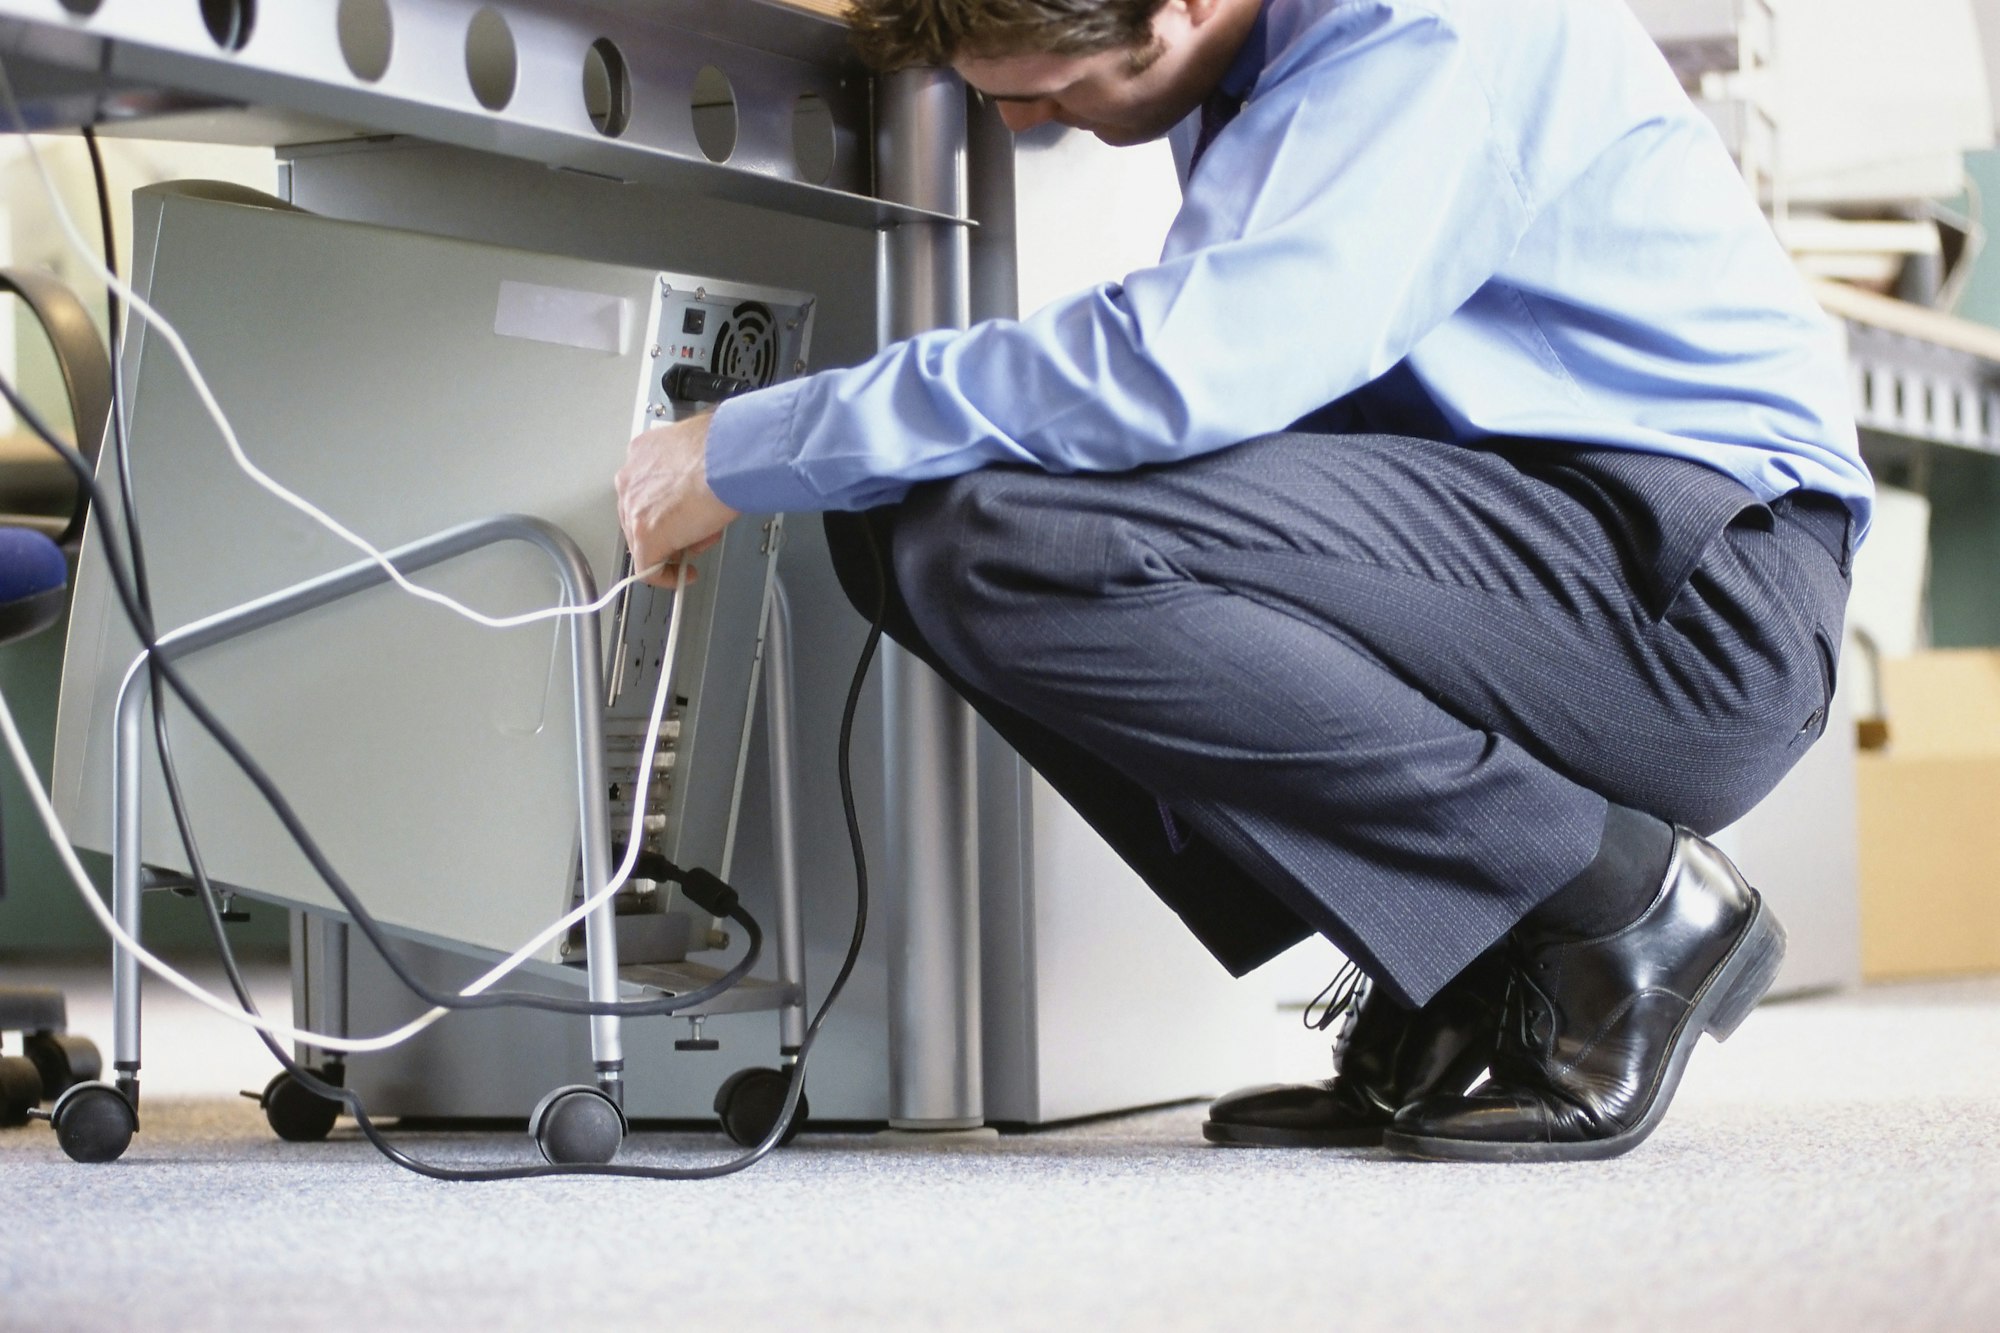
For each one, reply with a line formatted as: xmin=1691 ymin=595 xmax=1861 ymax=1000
xmin=5 ymin=974 xmax=1998 ymax=1332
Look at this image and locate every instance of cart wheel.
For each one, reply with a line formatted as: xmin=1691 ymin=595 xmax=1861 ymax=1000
xmin=0 ymin=1055 xmax=41 ymax=1127
xmin=51 ymin=1082 xmax=136 ymax=1163
xmin=529 ymin=1085 xmax=626 ymax=1166
xmin=24 ymin=1032 xmax=101 ymax=1100
xmin=714 ymin=1067 xmax=807 ymax=1148
xmin=258 ymin=1070 xmax=342 ymax=1143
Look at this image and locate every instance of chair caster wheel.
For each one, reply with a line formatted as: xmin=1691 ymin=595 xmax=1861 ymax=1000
xmin=529 ymin=1085 xmax=626 ymax=1166
xmin=0 ymin=1055 xmax=41 ymax=1127
xmin=51 ymin=1082 xmax=136 ymax=1163
xmin=714 ymin=1067 xmax=806 ymax=1148
xmin=24 ymin=1032 xmax=101 ymax=1101
xmin=257 ymin=1070 xmax=343 ymax=1142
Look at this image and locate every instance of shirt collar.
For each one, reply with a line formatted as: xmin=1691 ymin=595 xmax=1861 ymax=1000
xmin=1217 ymin=1 xmax=1270 ymax=103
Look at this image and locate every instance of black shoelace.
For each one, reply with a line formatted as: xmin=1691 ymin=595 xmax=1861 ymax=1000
xmin=1303 ymin=960 xmax=1373 ymax=1066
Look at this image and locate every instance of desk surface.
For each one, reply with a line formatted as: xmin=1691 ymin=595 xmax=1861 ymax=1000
xmin=768 ymin=0 xmax=851 ymax=20
xmin=0 ymin=0 xmax=934 ymax=229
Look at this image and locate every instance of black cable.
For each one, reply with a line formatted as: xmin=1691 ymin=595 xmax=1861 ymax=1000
xmin=82 ymin=124 xmax=186 ymax=868
xmin=54 ymin=169 xmax=343 ymax=1159
xmin=79 ymin=130 xmax=137 ymax=595
xmin=78 ymin=127 xmax=284 ymax=1086
xmin=4 ymin=109 xmax=880 ymax=1174
xmin=81 ymin=124 xmax=226 ymax=991
xmin=0 ymin=146 xmax=883 ymax=1175
xmin=70 ymin=127 xmax=386 ymax=1134
xmin=78 ymin=123 xmax=275 ymax=1064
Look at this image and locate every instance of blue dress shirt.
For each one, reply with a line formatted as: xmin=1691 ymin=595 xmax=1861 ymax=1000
xmin=706 ymin=0 xmax=1872 ymax=538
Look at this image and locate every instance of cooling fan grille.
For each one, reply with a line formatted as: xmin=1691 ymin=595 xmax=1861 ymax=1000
xmin=709 ymin=301 xmax=780 ymax=389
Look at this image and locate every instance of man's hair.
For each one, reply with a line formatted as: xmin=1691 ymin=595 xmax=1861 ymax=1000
xmin=846 ymin=0 xmax=1171 ymax=71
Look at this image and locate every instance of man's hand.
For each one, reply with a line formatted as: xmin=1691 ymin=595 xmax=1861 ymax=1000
xmin=616 ymin=413 xmax=740 ymax=585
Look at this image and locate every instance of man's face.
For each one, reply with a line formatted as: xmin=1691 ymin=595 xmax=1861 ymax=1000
xmin=952 ymin=1 xmax=1218 ymax=147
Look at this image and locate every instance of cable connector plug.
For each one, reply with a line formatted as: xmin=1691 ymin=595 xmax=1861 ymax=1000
xmin=618 ymin=846 xmax=740 ymax=919
xmin=678 ymin=867 xmax=740 ymax=919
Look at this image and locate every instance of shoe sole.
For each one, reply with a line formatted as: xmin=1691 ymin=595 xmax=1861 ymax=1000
xmin=1202 ymin=1119 xmax=1386 ymax=1149
xmin=1380 ymin=890 xmax=1787 ymax=1164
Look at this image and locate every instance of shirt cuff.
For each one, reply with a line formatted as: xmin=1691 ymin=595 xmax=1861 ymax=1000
xmin=704 ymin=378 xmax=824 ymax=515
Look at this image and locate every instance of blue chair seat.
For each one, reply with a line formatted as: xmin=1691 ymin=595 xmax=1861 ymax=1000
xmin=0 ymin=527 xmax=70 ymax=645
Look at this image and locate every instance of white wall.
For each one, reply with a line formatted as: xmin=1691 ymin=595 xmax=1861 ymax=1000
xmin=1 ymin=135 xmax=275 ymax=436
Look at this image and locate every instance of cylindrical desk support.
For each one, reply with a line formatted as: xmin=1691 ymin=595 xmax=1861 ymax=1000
xmin=877 ymin=67 xmax=985 ymax=1130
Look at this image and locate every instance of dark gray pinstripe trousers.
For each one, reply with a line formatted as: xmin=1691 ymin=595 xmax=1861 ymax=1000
xmin=824 ymin=432 xmax=1853 ymax=1006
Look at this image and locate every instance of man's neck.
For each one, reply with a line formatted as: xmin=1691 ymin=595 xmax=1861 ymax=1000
xmin=1194 ymin=0 xmax=1267 ymax=97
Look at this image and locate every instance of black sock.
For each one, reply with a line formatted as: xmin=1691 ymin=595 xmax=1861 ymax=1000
xmin=1522 ymin=803 xmax=1675 ymax=940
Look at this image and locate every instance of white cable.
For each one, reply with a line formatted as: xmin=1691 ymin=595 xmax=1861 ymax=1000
xmin=0 ymin=560 xmax=688 ymax=1056
xmin=0 ymin=59 xmax=677 ymax=630
xmin=0 ymin=681 xmax=432 ymax=1052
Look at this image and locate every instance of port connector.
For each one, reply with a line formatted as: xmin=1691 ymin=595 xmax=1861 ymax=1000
xmin=663 ymin=365 xmax=754 ymax=405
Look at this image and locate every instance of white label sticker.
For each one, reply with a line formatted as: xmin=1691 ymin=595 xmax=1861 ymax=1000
xmin=493 ymin=279 xmax=630 ymax=355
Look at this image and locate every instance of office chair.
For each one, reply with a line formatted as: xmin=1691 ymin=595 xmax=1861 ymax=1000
xmin=0 ymin=526 xmax=102 ymax=1125
xmin=0 ymin=266 xmax=111 ymax=1129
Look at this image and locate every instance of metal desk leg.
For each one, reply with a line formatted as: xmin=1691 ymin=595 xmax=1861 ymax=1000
xmin=877 ymin=67 xmax=984 ymax=1130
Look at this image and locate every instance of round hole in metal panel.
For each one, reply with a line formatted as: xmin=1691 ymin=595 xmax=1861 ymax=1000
xmin=583 ymin=38 xmax=631 ymax=139
xmin=58 ymin=0 xmax=105 ymax=16
xmin=337 ymin=0 xmax=394 ymax=83
xmin=691 ymin=66 xmax=737 ymax=164
xmin=200 ymin=0 xmax=255 ymax=51
xmin=792 ymin=93 xmax=836 ymax=185
xmin=465 ymin=6 xmax=518 ymax=112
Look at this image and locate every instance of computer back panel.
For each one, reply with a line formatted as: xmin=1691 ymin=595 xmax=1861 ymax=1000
xmin=579 ymin=284 xmax=810 ymax=967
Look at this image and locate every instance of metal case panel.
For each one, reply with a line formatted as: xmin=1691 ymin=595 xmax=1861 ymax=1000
xmin=51 ymin=185 xmax=810 ymax=967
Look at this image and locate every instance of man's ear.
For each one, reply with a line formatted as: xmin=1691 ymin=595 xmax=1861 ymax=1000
xmin=1179 ymin=0 xmax=1229 ymax=30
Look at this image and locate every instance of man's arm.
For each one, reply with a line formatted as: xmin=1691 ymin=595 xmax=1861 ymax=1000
xmin=623 ymin=1 xmax=1593 ymax=553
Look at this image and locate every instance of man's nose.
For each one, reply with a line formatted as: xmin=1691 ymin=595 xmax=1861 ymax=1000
xmin=997 ymin=99 xmax=1057 ymax=132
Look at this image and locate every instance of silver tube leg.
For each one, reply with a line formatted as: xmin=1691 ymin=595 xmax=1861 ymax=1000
xmin=877 ymin=67 xmax=984 ymax=1130
xmin=105 ymin=516 xmax=603 ymax=1108
xmin=764 ymin=578 xmax=808 ymax=1054
xmin=570 ymin=581 xmax=621 ymax=1100
xmin=111 ymin=672 xmax=144 ymax=1106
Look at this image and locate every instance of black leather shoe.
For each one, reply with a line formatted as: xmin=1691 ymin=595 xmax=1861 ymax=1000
xmin=1203 ymin=948 xmax=1507 ymax=1148
xmin=1383 ymin=829 xmax=1786 ymax=1163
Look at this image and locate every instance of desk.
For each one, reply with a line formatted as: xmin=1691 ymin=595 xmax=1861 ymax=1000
xmin=4 ymin=0 xmax=1280 ymax=1131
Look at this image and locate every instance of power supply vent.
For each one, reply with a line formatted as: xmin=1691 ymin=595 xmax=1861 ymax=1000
xmin=709 ymin=301 xmax=779 ymax=389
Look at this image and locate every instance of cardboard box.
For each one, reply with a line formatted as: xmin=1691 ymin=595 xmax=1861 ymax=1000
xmin=1856 ymin=650 xmax=2000 ymax=979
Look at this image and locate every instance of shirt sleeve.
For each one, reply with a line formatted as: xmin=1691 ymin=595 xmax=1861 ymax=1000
xmin=706 ymin=3 xmax=1537 ymax=515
